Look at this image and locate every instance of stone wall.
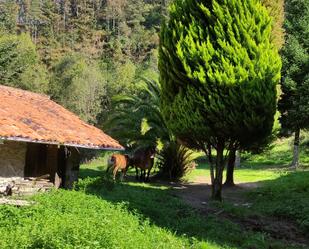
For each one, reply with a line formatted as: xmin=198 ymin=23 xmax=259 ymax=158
xmin=0 ymin=141 xmax=26 ymax=177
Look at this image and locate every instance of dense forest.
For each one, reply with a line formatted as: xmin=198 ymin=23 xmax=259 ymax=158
xmin=0 ymin=0 xmax=170 ymax=125
xmin=0 ymin=0 xmax=283 ymax=126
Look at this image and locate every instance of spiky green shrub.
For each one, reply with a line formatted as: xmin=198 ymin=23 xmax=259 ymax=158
xmin=156 ymin=141 xmax=196 ymax=180
xmin=159 ymin=0 xmax=281 ymax=200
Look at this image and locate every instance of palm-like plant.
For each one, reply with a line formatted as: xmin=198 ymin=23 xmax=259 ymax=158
xmin=106 ymin=78 xmax=170 ymax=151
xmin=106 ymin=78 xmax=195 ymax=180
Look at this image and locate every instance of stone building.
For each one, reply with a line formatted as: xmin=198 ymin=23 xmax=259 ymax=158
xmin=0 ymin=85 xmax=123 ymax=188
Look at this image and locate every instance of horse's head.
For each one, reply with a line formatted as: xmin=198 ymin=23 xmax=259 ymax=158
xmin=107 ymin=154 xmax=116 ymax=166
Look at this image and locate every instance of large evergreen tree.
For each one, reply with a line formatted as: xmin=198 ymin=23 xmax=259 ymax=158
xmin=278 ymin=0 xmax=309 ymax=168
xmin=159 ymin=0 xmax=281 ymax=200
xmin=224 ymin=0 xmax=285 ymax=186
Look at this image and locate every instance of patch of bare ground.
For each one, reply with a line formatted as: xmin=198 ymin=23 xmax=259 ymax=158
xmin=170 ymin=178 xmax=309 ymax=248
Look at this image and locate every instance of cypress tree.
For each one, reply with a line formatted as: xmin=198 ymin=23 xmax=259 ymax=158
xmin=224 ymin=0 xmax=284 ymax=186
xmin=278 ymin=0 xmax=309 ymax=168
xmin=159 ymin=0 xmax=281 ymax=200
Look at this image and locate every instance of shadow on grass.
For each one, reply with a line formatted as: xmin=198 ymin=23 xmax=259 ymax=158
xmin=246 ymin=171 xmax=309 ymax=232
xmin=79 ymin=167 xmax=105 ymax=179
xmin=77 ymin=179 xmax=245 ymax=248
xmin=76 ymin=168 xmax=302 ymax=249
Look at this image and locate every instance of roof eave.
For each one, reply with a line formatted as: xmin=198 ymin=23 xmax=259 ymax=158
xmin=0 ymin=136 xmax=125 ymax=151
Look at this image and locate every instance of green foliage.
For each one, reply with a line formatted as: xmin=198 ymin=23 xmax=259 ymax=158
xmin=0 ymin=1 xmax=17 ymax=33
xmin=50 ymin=54 xmax=105 ymax=123
xmin=0 ymin=33 xmax=49 ymax=93
xmin=106 ymin=78 xmax=170 ymax=150
xmin=0 ymin=0 xmax=284 ymax=131
xmin=0 ymin=1 xmax=163 ymax=126
xmin=159 ymin=0 xmax=281 ymax=199
xmin=157 ymin=141 xmax=197 ymax=180
xmin=0 ymin=0 xmax=163 ymax=65
xmin=278 ymin=0 xmax=309 ymax=132
xmin=159 ymin=0 xmax=281 ymax=149
xmin=107 ymin=78 xmax=200 ymax=180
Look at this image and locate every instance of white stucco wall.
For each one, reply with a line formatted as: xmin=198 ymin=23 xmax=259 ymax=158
xmin=0 ymin=140 xmax=26 ymax=177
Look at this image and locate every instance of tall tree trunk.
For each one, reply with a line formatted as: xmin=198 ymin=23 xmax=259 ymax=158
xmin=211 ymin=142 xmax=224 ymax=201
xmin=224 ymin=148 xmax=236 ymax=186
xmin=203 ymin=144 xmax=215 ymax=187
xmin=291 ymin=128 xmax=300 ymax=169
xmin=235 ymin=150 xmax=241 ymax=168
xmin=207 ymin=144 xmax=214 ymax=184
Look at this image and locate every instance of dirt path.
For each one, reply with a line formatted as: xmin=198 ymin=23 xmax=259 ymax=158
xmin=173 ymin=175 xmax=260 ymax=209
xmin=170 ymin=177 xmax=309 ymax=248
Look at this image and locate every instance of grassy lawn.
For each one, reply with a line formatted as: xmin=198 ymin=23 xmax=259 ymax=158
xmin=0 ymin=175 xmax=301 ymax=249
xmin=187 ymin=136 xmax=309 ymax=183
xmin=0 ymin=137 xmax=309 ymax=248
xmin=185 ymin=161 xmax=283 ymax=183
xmin=248 ymin=171 xmax=309 ymax=231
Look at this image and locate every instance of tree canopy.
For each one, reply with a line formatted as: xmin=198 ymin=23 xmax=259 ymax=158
xmin=0 ymin=33 xmax=48 ymax=93
xmin=159 ymin=0 xmax=281 ymax=200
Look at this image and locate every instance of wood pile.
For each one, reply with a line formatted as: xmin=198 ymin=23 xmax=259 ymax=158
xmin=0 ymin=175 xmax=54 ymax=197
xmin=0 ymin=198 xmax=34 ymax=206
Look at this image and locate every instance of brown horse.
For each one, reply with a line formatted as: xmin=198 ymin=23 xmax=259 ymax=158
xmin=106 ymin=154 xmax=129 ymax=181
xmin=128 ymin=148 xmax=155 ymax=181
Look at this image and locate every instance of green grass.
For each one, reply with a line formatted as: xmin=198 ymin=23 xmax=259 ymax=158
xmin=186 ymin=136 xmax=309 ymax=183
xmin=185 ymin=162 xmax=283 ymax=183
xmin=0 ymin=169 xmax=298 ymax=249
xmin=0 ymin=177 xmax=284 ymax=249
xmin=248 ymin=171 xmax=309 ymax=232
xmin=1 ymin=137 xmax=308 ymax=248
xmin=243 ymin=135 xmax=309 ymax=167
xmin=186 ymin=137 xmax=309 ymax=236
xmin=0 ymin=190 xmax=196 ymax=249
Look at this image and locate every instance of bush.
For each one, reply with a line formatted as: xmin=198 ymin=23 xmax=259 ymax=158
xmin=156 ymin=141 xmax=196 ymax=181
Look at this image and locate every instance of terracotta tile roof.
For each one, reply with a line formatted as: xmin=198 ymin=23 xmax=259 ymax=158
xmin=0 ymin=85 xmax=124 ymax=150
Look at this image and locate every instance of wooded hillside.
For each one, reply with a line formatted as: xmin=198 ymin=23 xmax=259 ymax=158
xmin=0 ymin=0 xmax=282 ymax=126
xmin=0 ymin=0 xmax=170 ymax=125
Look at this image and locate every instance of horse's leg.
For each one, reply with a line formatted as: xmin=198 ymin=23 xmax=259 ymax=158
xmin=146 ymin=168 xmax=151 ymax=182
xmin=120 ymin=170 xmax=124 ymax=181
xmin=147 ymin=159 xmax=154 ymax=181
xmin=143 ymin=169 xmax=146 ymax=182
xmin=112 ymin=167 xmax=118 ymax=181
xmin=121 ymin=167 xmax=128 ymax=181
xmin=135 ymin=167 xmax=139 ymax=180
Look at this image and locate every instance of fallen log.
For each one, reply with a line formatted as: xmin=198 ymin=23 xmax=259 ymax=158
xmin=0 ymin=177 xmax=54 ymax=197
xmin=0 ymin=198 xmax=34 ymax=206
